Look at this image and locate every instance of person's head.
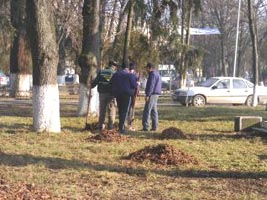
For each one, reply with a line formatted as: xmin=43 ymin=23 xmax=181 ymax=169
xmin=121 ymin=62 xmax=129 ymax=70
xmin=145 ymin=62 xmax=155 ymax=72
xmin=129 ymin=62 xmax=136 ymax=73
xmin=108 ymin=61 xmax=118 ymax=70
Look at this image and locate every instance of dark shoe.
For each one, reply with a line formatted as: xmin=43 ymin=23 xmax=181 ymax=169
xmin=139 ymin=128 xmax=148 ymax=131
xmin=150 ymin=128 xmax=157 ymax=131
xmin=119 ymin=129 xmax=126 ymax=134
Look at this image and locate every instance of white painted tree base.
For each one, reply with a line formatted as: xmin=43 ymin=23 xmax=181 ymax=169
xmin=77 ymin=83 xmax=99 ymax=117
xmin=16 ymin=74 xmax=32 ymax=98
xmin=32 ymin=85 xmax=61 ymax=133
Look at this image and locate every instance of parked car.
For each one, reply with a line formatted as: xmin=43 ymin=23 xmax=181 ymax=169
xmin=172 ymin=77 xmax=267 ymax=107
xmin=0 ymin=71 xmax=9 ymax=88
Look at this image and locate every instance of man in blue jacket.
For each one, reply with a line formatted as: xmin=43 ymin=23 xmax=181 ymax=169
xmin=141 ymin=62 xmax=162 ymax=131
xmin=111 ymin=64 xmax=138 ymax=134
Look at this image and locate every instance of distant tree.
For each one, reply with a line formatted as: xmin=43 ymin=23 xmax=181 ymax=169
xmin=26 ymin=0 xmax=61 ymax=132
xmin=10 ymin=0 xmax=32 ymax=98
xmin=0 ymin=0 xmax=13 ymax=73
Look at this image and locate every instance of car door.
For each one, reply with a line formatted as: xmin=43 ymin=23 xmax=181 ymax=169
xmin=207 ymin=78 xmax=232 ymax=103
xmin=231 ymin=78 xmax=251 ymax=103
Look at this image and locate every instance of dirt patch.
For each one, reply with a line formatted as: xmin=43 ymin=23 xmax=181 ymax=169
xmin=86 ymin=129 xmax=128 ymax=143
xmin=160 ymin=127 xmax=187 ymax=139
xmin=126 ymin=144 xmax=198 ymax=166
xmin=83 ymin=122 xmax=99 ymax=132
xmin=0 ymin=179 xmax=52 ymax=199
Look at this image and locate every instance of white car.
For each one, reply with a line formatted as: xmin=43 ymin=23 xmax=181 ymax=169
xmin=172 ymin=77 xmax=267 ymax=106
xmin=0 ymin=71 xmax=9 ymax=88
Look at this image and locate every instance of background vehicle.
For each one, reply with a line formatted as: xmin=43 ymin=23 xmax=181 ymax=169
xmin=172 ymin=77 xmax=267 ymax=107
xmin=0 ymin=71 xmax=9 ymax=88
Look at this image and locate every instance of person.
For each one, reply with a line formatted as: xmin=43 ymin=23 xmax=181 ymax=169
xmin=91 ymin=61 xmax=118 ymax=131
xmin=141 ymin=62 xmax=162 ymax=131
xmin=126 ymin=62 xmax=140 ymax=131
xmin=111 ymin=63 xmax=138 ymax=134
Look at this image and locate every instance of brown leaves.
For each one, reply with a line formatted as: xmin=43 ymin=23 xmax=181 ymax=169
xmin=86 ymin=129 xmax=129 ymax=143
xmin=127 ymin=144 xmax=198 ymax=166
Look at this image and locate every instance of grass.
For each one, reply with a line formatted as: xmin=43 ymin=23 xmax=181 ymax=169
xmin=0 ymin=95 xmax=267 ymax=199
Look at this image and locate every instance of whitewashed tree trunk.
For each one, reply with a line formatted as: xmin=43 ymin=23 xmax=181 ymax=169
xmin=15 ymin=74 xmax=31 ymax=98
xmin=77 ymin=83 xmax=99 ymax=116
xmin=78 ymin=0 xmax=100 ymax=117
xmin=32 ymin=85 xmax=60 ymax=132
xmin=26 ymin=1 xmax=60 ymax=133
xmin=253 ymin=85 xmax=258 ymax=107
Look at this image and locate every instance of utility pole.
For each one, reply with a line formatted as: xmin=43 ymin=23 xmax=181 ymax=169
xmin=233 ymin=0 xmax=242 ymax=77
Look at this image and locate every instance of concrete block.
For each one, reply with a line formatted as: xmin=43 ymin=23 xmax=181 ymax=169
xmin=234 ymin=116 xmax=262 ymax=131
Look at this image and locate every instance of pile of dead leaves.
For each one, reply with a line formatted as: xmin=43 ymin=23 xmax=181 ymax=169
xmin=126 ymin=144 xmax=198 ymax=166
xmin=160 ymin=127 xmax=187 ymax=139
xmin=0 ymin=179 xmax=52 ymax=200
xmin=86 ymin=129 xmax=128 ymax=143
xmin=84 ymin=122 xmax=99 ymax=132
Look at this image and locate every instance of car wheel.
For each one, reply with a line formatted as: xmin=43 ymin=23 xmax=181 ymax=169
xmin=192 ymin=95 xmax=205 ymax=107
xmin=245 ymin=95 xmax=254 ymax=106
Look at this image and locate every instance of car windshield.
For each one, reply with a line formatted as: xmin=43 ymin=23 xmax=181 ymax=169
xmin=198 ymin=77 xmax=219 ymax=87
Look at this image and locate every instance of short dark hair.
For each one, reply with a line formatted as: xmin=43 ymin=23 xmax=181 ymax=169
xmin=109 ymin=61 xmax=118 ymax=67
xmin=129 ymin=62 xmax=136 ymax=70
xmin=146 ymin=62 xmax=154 ymax=69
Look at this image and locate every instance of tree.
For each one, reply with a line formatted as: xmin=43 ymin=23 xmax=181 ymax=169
xmin=10 ymin=0 xmax=32 ymax=98
xmin=122 ymin=0 xmax=134 ymax=66
xmin=0 ymin=0 xmax=13 ymax=73
xmin=26 ymin=0 xmax=61 ymax=132
xmin=77 ymin=0 xmax=101 ymax=116
xmin=247 ymin=0 xmax=259 ymax=106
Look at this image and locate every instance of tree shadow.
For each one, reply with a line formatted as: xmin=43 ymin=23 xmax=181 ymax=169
xmin=130 ymin=129 xmax=267 ymax=143
xmin=0 ymin=123 xmax=32 ymax=134
xmin=0 ymin=152 xmax=266 ymax=179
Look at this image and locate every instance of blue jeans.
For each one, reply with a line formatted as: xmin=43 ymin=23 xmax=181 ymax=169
xmin=142 ymin=95 xmax=159 ymax=131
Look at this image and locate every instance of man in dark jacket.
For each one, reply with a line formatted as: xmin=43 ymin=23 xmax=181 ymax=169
xmin=111 ymin=64 xmax=138 ymax=134
xmin=141 ymin=62 xmax=162 ymax=131
xmin=91 ymin=61 xmax=118 ymax=130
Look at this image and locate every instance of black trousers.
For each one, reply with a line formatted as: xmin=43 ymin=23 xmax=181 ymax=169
xmin=115 ymin=94 xmax=132 ymax=133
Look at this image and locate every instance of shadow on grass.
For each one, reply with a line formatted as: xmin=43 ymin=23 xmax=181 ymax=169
xmin=0 ymin=123 xmax=32 ymax=134
xmin=129 ymin=130 xmax=267 ymax=144
xmin=1 ymin=152 xmax=266 ymax=179
xmin=0 ymin=103 xmax=77 ymax=117
xmin=0 ymin=104 xmax=32 ymax=117
xmin=157 ymin=106 xmax=267 ymax=122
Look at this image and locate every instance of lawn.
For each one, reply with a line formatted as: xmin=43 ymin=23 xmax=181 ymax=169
xmin=0 ymin=95 xmax=267 ymax=199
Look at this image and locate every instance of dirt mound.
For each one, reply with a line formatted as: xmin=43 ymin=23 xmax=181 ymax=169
xmin=0 ymin=179 xmax=52 ymax=199
xmin=160 ymin=127 xmax=187 ymax=139
xmin=84 ymin=122 xmax=99 ymax=132
xmin=86 ymin=129 xmax=128 ymax=143
xmin=127 ymin=144 xmax=198 ymax=166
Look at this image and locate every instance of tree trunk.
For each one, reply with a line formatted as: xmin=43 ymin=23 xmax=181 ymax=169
xmin=77 ymin=0 xmax=100 ymax=116
xmin=107 ymin=0 xmax=118 ymax=41
xmin=247 ymin=0 xmax=259 ymax=107
xmin=26 ymin=0 xmax=60 ymax=133
xmin=113 ymin=0 xmax=126 ymax=55
xmin=122 ymin=0 xmax=134 ymax=67
xmin=10 ymin=0 xmax=32 ymax=98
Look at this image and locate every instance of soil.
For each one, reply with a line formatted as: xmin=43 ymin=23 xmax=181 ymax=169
xmin=83 ymin=122 xmax=99 ymax=132
xmin=86 ymin=129 xmax=128 ymax=143
xmin=160 ymin=127 xmax=187 ymax=139
xmin=126 ymin=144 xmax=198 ymax=166
xmin=0 ymin=179 xmax=52 ymax=199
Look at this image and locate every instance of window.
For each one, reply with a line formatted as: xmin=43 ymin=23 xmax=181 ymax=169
xmin=233 ymin=79 xmax=247 ymax=89
xmin=215 ymin=79 xmax=230 ymax=89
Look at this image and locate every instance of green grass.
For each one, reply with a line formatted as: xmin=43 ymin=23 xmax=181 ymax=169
xmin=0 ymin=97 xmax=267 ymax=199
